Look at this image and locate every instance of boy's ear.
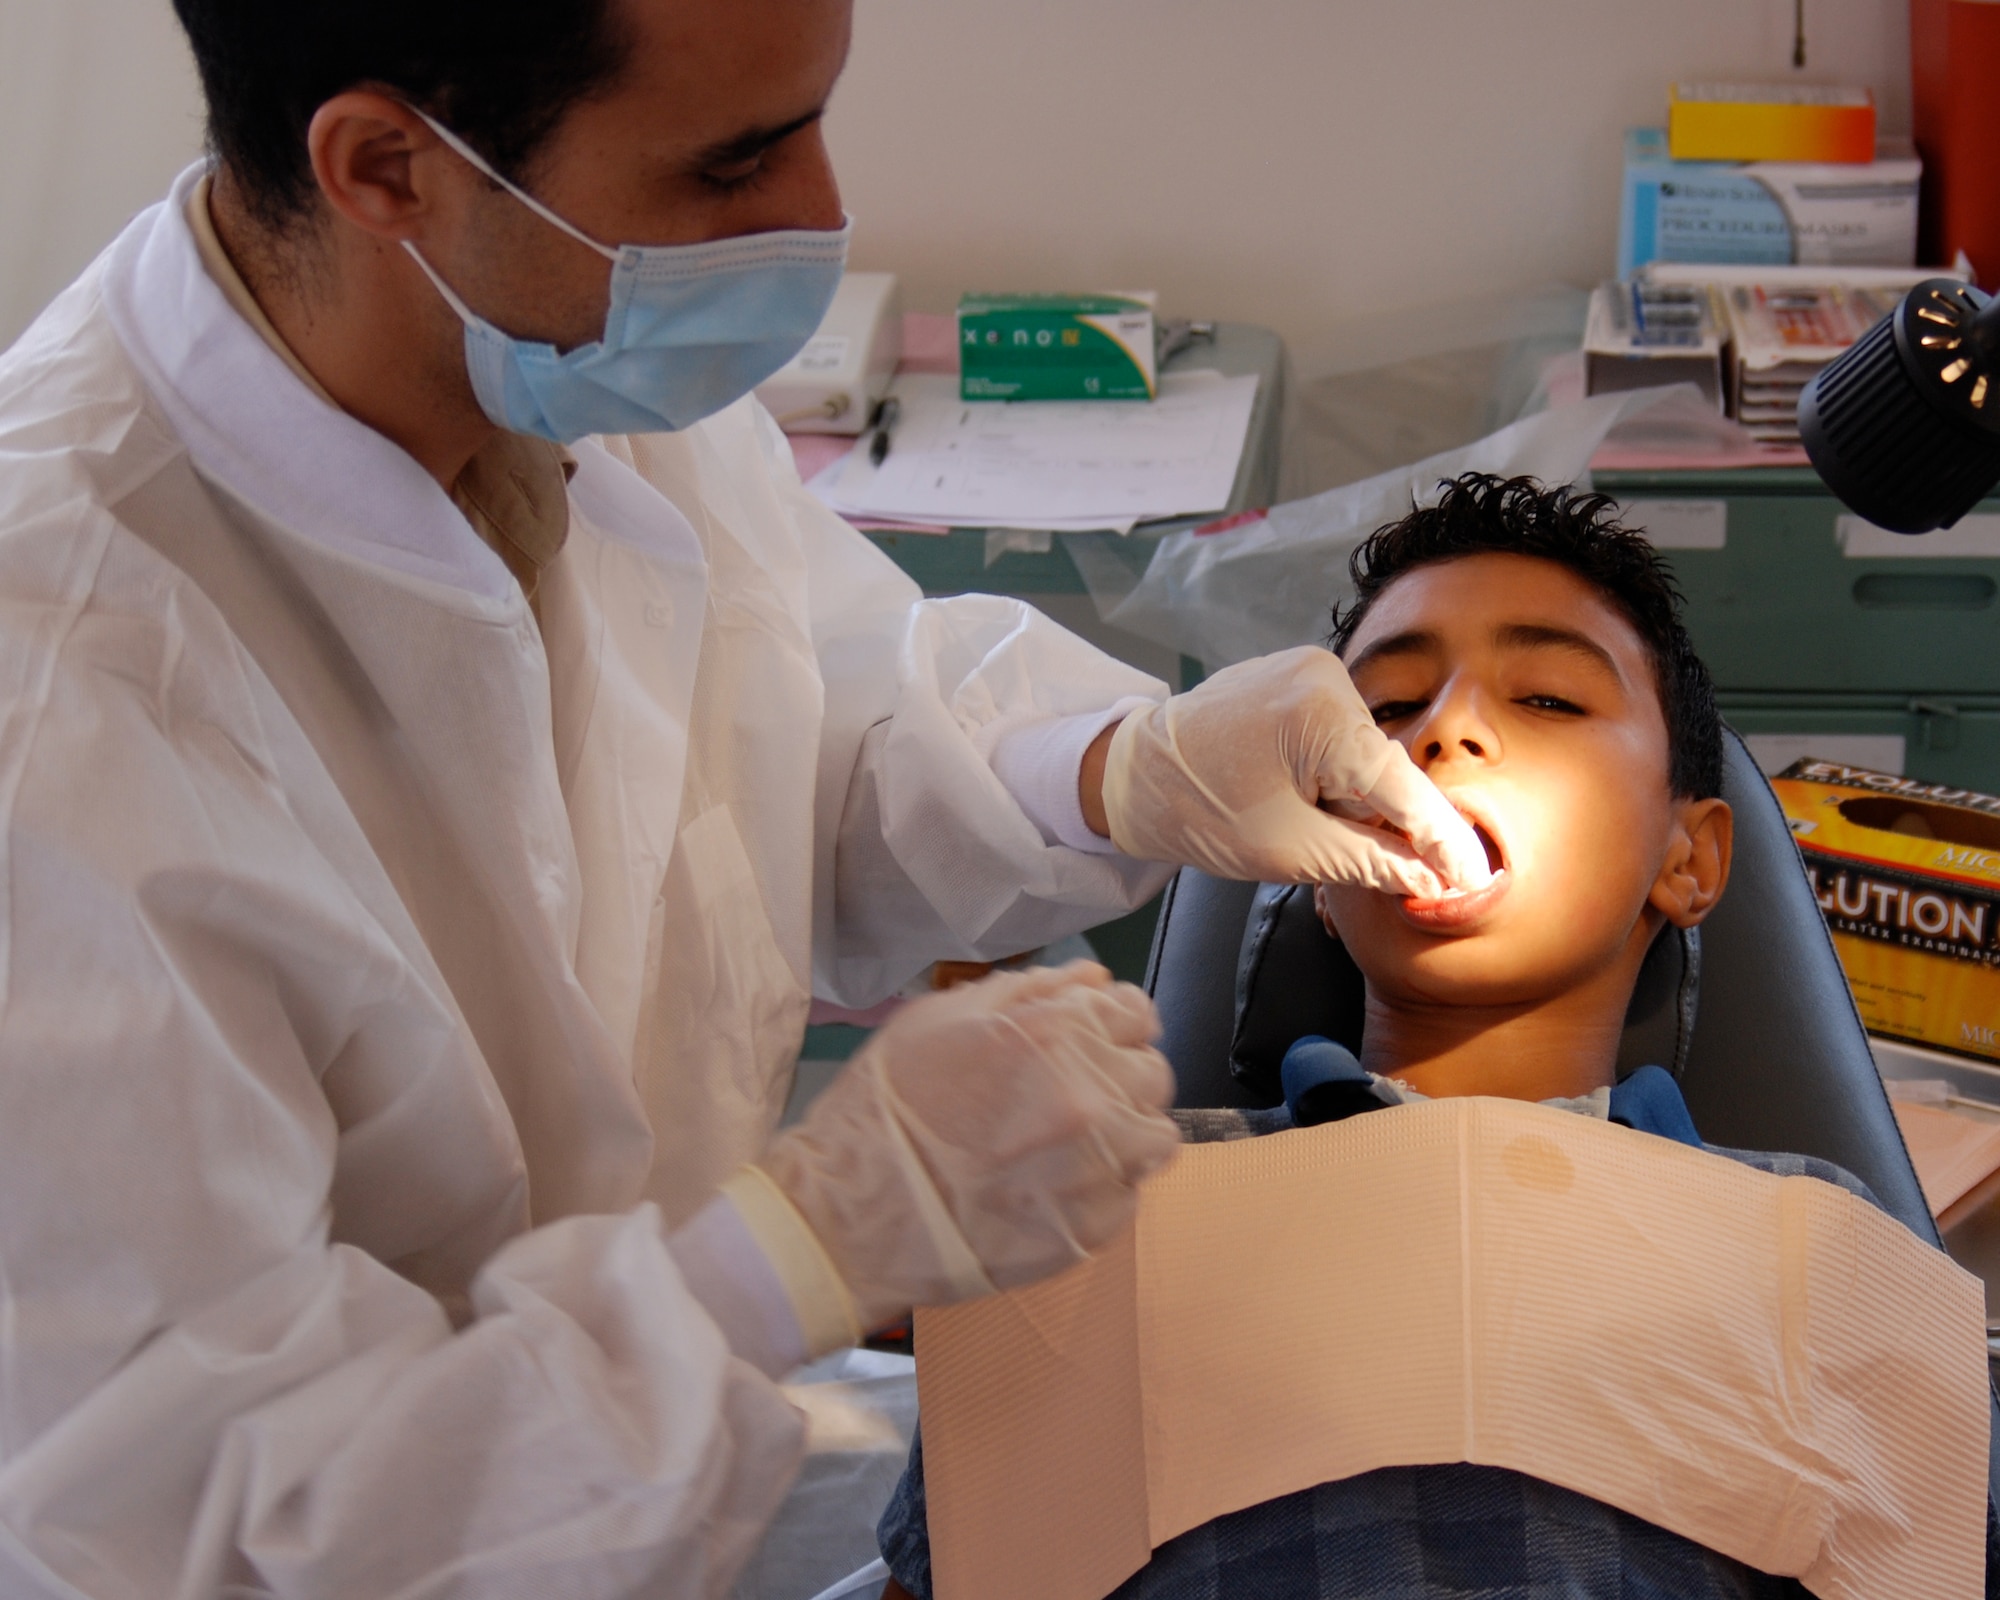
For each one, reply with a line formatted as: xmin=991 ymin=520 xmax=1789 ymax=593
xmin=1650 ymin=798 xmax=1733 ymax=929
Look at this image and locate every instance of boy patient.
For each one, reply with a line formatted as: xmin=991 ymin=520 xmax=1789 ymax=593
xmin=876 ymin=474 xmax=1925 ymax=1600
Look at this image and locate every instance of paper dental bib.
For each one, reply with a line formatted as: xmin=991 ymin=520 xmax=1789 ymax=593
xmin=915 ymin=1098 xmax=1989 ymax=1600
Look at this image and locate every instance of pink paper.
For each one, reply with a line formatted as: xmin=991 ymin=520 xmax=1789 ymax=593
xmin=915 ymin=1100 xmax=1989 ymax=1600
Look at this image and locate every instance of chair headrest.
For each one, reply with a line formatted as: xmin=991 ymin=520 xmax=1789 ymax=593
xmin=1226 ymin=884 xmax=1701 ymax=1105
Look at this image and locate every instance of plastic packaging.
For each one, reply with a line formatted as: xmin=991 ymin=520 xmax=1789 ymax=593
xmin=729 ymin=1350 xmax=915 ymax=1600
xmin=1067 ymin=385 xmax=1691 ymax=673
xmin=1278 ymin=286 xmax=1591 ymax=501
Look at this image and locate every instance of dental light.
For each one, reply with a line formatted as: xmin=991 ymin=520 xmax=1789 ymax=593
xmin=1798 ymin=279 xmax=2000 ymax=535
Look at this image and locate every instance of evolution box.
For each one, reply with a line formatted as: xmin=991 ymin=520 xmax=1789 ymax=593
xmin=1773 ymin=760 xmax=2000 ymax=1065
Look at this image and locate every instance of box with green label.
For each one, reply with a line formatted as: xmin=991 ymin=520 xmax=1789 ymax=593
xmin=957 ymin=293 xmax=1157 ymax=401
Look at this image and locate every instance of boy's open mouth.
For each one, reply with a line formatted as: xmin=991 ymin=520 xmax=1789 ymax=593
xmin=1470 ymin=819 xmax=1504 ymax=876
xmin=1400 ymin=808 xmax=1510 ymax=931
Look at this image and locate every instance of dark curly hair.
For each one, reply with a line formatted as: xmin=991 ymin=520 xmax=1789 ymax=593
xmin=1329 ymin=473 xmax=1722 ymax=800
xmin=172 ymin=0 xmax=632 ymax=234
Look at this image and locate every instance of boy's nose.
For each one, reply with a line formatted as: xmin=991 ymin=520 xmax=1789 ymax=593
xmin=1423 ymin=733 xmax=1486 ymax=762
xmin=1412 ymin=682 xmax=1501 ymax=769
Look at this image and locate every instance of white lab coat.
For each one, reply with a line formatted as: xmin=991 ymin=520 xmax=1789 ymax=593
xmin=0 ymin=167 xmax=1170 ymax=1598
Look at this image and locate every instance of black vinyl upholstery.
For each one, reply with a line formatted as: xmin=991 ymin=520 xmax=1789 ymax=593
xmin=1142 ymin=726 xmax=2000 ymax=1494
xmin=1678 ymin=737 xmax=1933 ymax=1235
xmin=1142 ymin=867 xmax=1263 ymax=1110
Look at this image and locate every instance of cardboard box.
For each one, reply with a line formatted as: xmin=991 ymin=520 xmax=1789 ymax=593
xmin=1669 ymin=83 xmax=1877 ymax=165
xmin=755 ymin=271 xmax=903 ymax=434
xmin=1719 ymin=280 xmax=1907 ymax=444
xmin=958 ymin=293 xmax=1156 ymax=401
xmin=1618 ymin=128 xmax=1920 ymax=277
xmin=1625 ymin=264 xmax=1969 ymax=443
xmin=1773 ymin=760 xmax=2000 ymax=1065
xmin=1583 ymin=279 xmax=1727 ymax=409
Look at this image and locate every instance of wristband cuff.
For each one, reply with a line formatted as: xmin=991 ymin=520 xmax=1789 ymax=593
xmin=725 ymin=1165 xmax=864 ymax=1360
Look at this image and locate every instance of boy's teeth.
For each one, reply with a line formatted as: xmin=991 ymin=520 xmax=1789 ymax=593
xmin=1472 ymin=821 xmax=1504 ymax=874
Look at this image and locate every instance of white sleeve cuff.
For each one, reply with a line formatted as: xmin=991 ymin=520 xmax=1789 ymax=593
xmin=990 ymin=696 xmax=1157 ymax=856
xmin=667 ymin=1170 xmax=861 ymax=1377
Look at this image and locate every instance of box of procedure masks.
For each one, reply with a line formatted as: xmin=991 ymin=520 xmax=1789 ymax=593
xmin=1617 ymin=128 xmax=1920 ymax=278
xmin=958 ymin=293 xmax=1157 ymax=401
xmin=1774 ymin=760 xmax=2000 ymax=1066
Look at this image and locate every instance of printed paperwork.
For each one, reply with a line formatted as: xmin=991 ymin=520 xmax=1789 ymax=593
xmin=808 ymin=370 xmax=1259 ymax=535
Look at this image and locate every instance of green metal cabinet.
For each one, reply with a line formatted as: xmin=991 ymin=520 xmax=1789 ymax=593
xmin=1598 ymin=468 xmax=2000 ymax=794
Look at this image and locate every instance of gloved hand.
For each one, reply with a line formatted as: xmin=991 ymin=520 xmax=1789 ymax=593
xmin=1100 ymin=646 xmax=1493 ymax=895
xmin=757 ymin=961 xmax=1180 ymax=1331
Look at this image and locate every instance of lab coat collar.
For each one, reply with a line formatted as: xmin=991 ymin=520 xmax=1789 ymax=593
xmin=99 ymin=163 xmax=519 ymax=608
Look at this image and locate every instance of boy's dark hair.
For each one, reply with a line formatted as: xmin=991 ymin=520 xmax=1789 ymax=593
xmin=1330 ymin=473 xmax=1723 ymax=801
xmin=171 ymin=0 xmax=631 ymax=233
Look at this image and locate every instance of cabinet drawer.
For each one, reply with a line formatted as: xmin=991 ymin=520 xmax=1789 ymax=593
xmin=1647 ymin=496 xmax=2000 ymax=694
xmin=1720 ymin=693 xmax=2000 ymax=795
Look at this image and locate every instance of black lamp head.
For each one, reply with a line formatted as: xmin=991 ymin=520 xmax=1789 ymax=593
xmin=1798 ymin=279 xmax=2000 ymax=534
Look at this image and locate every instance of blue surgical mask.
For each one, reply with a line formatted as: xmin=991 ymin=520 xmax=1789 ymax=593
xmin=403 ymin=110 xmax=851 ymax=443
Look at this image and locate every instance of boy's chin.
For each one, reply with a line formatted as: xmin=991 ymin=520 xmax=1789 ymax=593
xmin=1361 ymin=932 xmax=1591 ymax=1009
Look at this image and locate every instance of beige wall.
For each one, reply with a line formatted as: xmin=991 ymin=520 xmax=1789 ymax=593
xmin=0 ymin=0 xmax=1910 ymax=355
xmin=0 ymin=1 xmax=205 ymax=347
xmin=825 ymin=0 xmax=1911 ymax=351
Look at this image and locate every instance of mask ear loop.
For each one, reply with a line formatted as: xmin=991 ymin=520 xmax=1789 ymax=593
xmin=407 ymin=105 xmax=621 ymax=264
xmin=399 ymin=240 xmax=487 ymax=328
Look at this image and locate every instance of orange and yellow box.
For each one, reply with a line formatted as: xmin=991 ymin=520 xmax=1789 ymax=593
xmin=1774 ymin=760 xmax=2000 ymax=1065
xmin=1669 ymin=83 xmax=1877 ymax=165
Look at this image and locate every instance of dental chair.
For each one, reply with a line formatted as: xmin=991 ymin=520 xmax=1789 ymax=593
xmin=1142 ymin=727 xmax=2000 ymax=1493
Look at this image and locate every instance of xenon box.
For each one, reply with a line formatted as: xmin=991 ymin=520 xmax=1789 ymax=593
xmin=958 ymin=293 xmax=1157 ymax=401
xmin=1773 ymin=760 xmax=2000 ymax=1065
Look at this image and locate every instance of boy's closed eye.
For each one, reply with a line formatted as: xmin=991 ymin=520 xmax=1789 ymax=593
xmin=1367 ymin=692 xmax=1592 ymax=725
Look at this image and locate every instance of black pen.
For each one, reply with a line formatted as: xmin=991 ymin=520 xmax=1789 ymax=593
xmin=867 ymin=395 xmax=902 ymax=467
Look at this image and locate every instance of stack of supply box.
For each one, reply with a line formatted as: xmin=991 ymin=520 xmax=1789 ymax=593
xmin=1717 ymin=279 xmax=1907 ymax=447
xmin=1586 ymin=89 xmax=1936 ymax=444
xmin=1618 ymin=99 xmax=1919 ymax=277
xmin=1583 ymin=272 xmax=1929 ymax=447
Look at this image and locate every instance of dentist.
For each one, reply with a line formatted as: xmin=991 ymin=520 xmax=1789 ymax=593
xmin=0 ymin=0 xmax=1487 ymax=1593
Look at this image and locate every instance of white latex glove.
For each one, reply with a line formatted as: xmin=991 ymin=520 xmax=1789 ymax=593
xmin=758 ymin=961 xmax=1180 ymax=1331
xmin=1101 ymin=645 xmax=1493 ymax=895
